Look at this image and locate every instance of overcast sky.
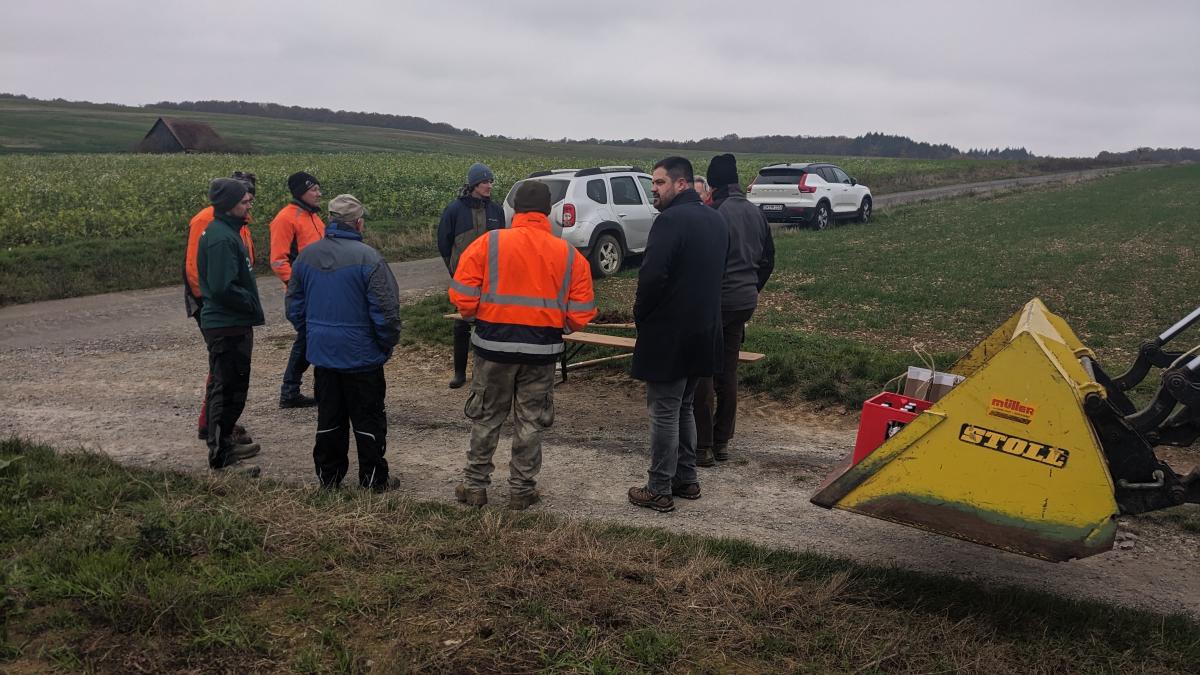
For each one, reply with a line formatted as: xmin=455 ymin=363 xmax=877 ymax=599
xmin=2 ymin=0 xmax=1197 ymax=156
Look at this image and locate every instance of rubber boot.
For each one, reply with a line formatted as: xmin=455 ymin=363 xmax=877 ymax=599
xmin=449 ymin=320 xmax=470 ymax=389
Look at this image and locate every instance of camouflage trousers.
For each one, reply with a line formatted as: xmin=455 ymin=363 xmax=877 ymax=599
xmin=463 ymin=355 xmax=556 ymax=496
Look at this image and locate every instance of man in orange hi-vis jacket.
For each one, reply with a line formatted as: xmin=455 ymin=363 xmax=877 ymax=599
xmin=184 ymin=170 xmax=256 ymax=445
xmin=269 ymin=171 xmax=325 ymax=408
xmin=448 ymin=181 xmax=597 ymax=511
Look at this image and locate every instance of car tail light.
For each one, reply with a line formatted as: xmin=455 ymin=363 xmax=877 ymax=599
xmin=562 ymin=203 xmax=576 ymax=227
xmin=797 ymin=173 xmax=816 ymax=193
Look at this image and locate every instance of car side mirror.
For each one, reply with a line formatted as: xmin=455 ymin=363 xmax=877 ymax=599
xmin=850 ymin=177 xmax=857 ymax=186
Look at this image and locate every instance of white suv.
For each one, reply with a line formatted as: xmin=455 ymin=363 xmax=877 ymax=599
xmin=503 ymin=166 xmax=658 ymax=278
xmin=746 ymin=162 xmax=872 ymax=230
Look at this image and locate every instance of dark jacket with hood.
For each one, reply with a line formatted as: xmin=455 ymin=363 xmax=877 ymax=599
xmin=436 ymin=187 xmax=505 ymax=274
xmin=711 ymin=185 xmax=775 ymax=312
xmin=197 ymin=210 xmax=265 ymax=330
xmin=631 ymin=189 xmax=729 ymax=382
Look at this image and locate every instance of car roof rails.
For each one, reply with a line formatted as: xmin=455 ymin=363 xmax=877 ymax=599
xmin=527 ymin=169 xmax=580 ymax=178
xmin=574 ymin=166 xmax=646 ymax=177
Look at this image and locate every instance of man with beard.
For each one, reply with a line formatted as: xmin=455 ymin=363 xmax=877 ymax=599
xmin=627 ymin=157 xmax=728 ymax=513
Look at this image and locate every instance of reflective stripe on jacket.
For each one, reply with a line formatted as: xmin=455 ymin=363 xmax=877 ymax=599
xmin=448 ymin=212 xmax=597 ymax=364
xmin=269 ymin=201 xmax=325 ymax=286
xmin=185 ymin=205 xmax=254 ymax=301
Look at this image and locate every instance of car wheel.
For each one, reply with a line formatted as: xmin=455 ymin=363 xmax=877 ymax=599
xmin=857 ymin=196 xmax=872 ymax=223
xmin=588 ymin=233 xmax=624 ymax=278
xmin=811 ymin=202 xmax=831 ymax=231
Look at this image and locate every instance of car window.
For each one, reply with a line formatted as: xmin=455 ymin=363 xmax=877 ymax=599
xmin=830 ymin=167 xmax=852 ymax=184
xmin=637 ymin=176 xmax=655 ymax=204
xmin=610 ymin=176 xmax=643 ymax=206
xmin=755 ymin=169 xmax=806 ymax=184
xmin=586 ymin=178 xmax=608 ymax=204
xmin=505 ymin=178 xmax=570 ymax=207
xmin=817 ymin=167 xmax=838 ymax=183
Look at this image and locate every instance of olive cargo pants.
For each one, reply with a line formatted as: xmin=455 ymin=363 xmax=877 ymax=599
xmin=462 ymin=356 xmax=556 ymax=497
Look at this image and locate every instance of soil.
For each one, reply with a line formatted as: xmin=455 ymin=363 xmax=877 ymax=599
xmin=1 ymin=261 xmax=1197 ymax=618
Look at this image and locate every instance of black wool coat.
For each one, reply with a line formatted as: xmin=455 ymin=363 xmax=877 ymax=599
xmin=631 ymin=189 xmax=730 ymax=382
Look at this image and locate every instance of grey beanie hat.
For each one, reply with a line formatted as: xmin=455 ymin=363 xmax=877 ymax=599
xmin=208 ymin=177 xmax=248 ymax=213
xmin=466 ymin=162 xmax=495 ymax=187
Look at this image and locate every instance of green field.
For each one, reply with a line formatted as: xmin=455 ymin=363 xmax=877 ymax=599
xmin=0 ymin=149 xmax=1097 ymax=306
xmin=402 ymin=164 xmax=1200 ymax=407
xmin=3 ymin=438 xmax=1197 ymax=673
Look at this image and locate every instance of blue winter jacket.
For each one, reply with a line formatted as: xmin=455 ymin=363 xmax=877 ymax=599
xmin=436 ymin=189 xmax=505 ymax=274
xmin=286 ymin=223 xmax=402 ymax=372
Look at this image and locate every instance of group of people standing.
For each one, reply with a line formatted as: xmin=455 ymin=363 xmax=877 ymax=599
xmin=184 ymin=152 xmax=772 ymax=514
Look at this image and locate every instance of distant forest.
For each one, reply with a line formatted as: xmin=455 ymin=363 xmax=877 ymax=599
xmin=5 ymin=93 xmax=1197 ymax=161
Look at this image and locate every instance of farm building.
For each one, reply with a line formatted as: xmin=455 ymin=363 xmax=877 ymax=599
xmin=135 ymin=117 xmax=231 ymax=153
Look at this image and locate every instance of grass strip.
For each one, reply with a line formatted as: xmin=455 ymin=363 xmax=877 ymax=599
xmin=2 ymin=438 xmax=1198 ymax=673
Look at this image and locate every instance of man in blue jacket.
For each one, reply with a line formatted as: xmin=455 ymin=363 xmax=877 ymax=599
xmin=436 ymin=162 xmax=504 ymax=389
xmin=286 ymin=194 xmax=403 ymax=491
xmin=627 ymin=157 xmax=729 ymax=513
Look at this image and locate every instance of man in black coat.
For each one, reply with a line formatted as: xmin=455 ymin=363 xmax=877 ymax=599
xmin=627 ymin=157 xmax=729 ymax=513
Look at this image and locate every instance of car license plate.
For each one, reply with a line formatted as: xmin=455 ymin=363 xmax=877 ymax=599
xmin=761 ymin=204 xmax=783 ymax=211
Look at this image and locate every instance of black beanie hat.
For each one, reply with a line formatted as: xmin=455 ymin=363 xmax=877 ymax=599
xmin=287 ymin=171 xmax=319 ymax=199
xmin=513 ymin=181 xmax=552 ymax=215
xmin=706 ymin=153 xmax=739 ymax=187
xmin=208 ymin=177 xmax=248 ymax=213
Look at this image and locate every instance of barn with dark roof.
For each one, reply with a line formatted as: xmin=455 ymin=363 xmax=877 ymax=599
xmin=136 ymin=117 xmax=230 ymax=153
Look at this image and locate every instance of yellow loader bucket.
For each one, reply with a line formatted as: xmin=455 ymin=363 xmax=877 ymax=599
xmin=812 ymin=299 xmax=1120 ymax=561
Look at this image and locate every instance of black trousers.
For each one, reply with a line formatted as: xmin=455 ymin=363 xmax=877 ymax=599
xmin=695 ymin=307 xmax=755 ymax=450
xmin=203 ymin=328 xmax=254 ymax=468
xmin=452 ymin=319 xmax=471 ymax=377
xmin=313 ymin=366 xmax=389 ymax=488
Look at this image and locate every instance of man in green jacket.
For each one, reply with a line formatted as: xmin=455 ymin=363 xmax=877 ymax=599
xmin=197 ymin=177 xmax=266 ymax=475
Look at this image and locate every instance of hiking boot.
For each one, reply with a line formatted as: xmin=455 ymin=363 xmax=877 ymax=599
xmin=696 ymin=446 xmax=715 ymax=467
xmin=713 ymin=443 xmax=730 ymax=462
xmin=227 ymin=442 xmax=261 ymax=462
xmin=231 ymin=424 xmax=253 ymax=445
xmin=199 ymin=424 xmax=251 ymax=443
xmin=628 ymin=486 xmax=674 ymax=513
xmin=509 ymin=490 xmax=541 ymax=511
xmin=448 ymin=373 xmax=467 ymax=389
xmin=455 ymin=483 xmax=488 ymax=507
xmin=369 ymin=477 xmax=402 ymax=494
xmin=213 ymin=462 xmax=261 ymax=478
xmin=279 ymin=394 xmax=317 ymax=409
xmin=672 ymin=483 xmax=701 ymax=500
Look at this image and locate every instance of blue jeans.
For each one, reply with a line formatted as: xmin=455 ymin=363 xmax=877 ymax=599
xmin=281 ymin=327 xmax=310 ymax=399
xmin=645 ymin=377 xmax=699 ymax=496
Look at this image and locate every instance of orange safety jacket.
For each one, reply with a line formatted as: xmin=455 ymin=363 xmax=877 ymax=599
xmin=185 ymin=205 xmax=254 ymax=299
xmin=449 ymin=212 xmax=597 ymax=363
xmin=269 ymin=200 xmax=325 ymax=286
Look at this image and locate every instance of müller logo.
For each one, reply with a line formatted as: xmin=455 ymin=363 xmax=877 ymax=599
xmin=988 ymin=396 xmax=1036 ymax=424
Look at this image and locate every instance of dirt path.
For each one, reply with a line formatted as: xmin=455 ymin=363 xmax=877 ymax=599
xmin=1 ymin=271 xmax=1197 ymax=618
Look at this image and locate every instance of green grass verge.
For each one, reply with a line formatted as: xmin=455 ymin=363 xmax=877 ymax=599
xmin=3 ymin=438 xmax=1198 ymax=672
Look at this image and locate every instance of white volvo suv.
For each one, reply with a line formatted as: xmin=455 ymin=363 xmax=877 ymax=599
xmin=503 ymin=166 xmax=658 ymax=278
xmin=746 ymin=162 xmax=872 ymax=230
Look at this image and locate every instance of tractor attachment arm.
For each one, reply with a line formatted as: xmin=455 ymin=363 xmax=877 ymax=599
xmin=1110 ymin=305 xmax=1200 ymax=390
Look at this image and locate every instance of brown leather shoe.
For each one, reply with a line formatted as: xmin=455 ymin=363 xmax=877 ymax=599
xmin=672 ymin=483 xmax=701 ymax=500
xmin=509 ymin=490 xmax=541 ymax=511
xmin=628 ymin=486 xmax=674 ymax=513
xmin=455 ymin=483 xmax=487 ymax=507
xmin=696 ymin=447 xmax=715 ymax=467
